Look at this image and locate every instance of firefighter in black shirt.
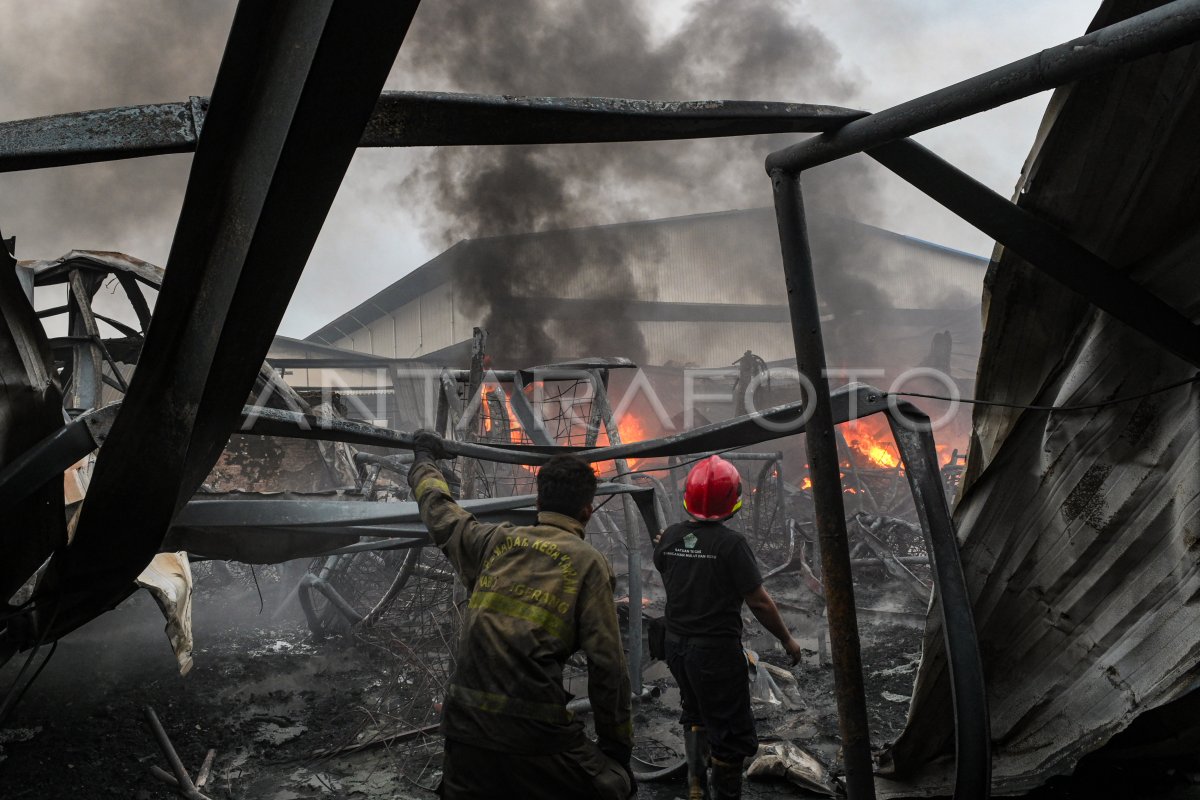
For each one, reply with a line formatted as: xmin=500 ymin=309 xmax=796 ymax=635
xmin=653 ymin=455 xmax=803 ymax=800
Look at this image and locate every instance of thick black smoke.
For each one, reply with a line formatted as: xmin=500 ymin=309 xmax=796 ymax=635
xmin=395 ymin=0 xmax=883 ymax=367
xmin=0 ymin=1 xmax=890 ymax=367
xmin=0 ymin=1 xmax=236 ymax=262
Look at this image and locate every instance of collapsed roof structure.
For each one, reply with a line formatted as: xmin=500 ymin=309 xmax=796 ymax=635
xmin=1 ymin=1 xmax=1199 ymax=798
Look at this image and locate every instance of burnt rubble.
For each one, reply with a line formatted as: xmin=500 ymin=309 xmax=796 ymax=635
xmin=5 ymin=2 xmax=1200 ymax=799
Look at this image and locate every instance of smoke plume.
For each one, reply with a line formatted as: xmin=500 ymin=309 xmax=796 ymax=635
xmin=395 ymin=0 xmax=883 ymax=367
xmin=0 ymin=1 xmax=891 ymax=367
xmin=0 ymin=1 xmax=235 ymax=261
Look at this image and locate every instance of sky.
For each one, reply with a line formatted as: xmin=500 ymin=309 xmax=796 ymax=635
xmin=0 ymin=1 xmax=1103 ymax=339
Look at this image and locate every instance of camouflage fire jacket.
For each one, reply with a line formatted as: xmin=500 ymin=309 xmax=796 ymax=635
xmin=408 ymin=461 xmax=633 ymax=756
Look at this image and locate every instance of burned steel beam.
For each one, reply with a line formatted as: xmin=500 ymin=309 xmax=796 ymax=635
xmin=771 ymin=169 xmax=875 ymax=800
xmin=42 ymin=0 xmax=423 ymax=644
xmin=889 ymin=410 xmax=990 ymax=800
xmin=0 ymin=386 xmax=891 ymax=516
xmin=0 ymin=99 xmax=207 ymax=173
xmin=0 ymin=92 xmax=865 ymax=173
xmin=0 ymin=237 xmax=67 ymax=603
xmin=866 ymin=138 xmax=1200 ymax=370
xmin=766 ymin=0 xmax=1200 ymax=173
xmin=366 ymin=93 xmax=864 ymax=146
xmin=167 ymin=482 xmax=658 ymax=563
xmin=64 ymin=270 xmax=106 ymax=410
xmin=242 ymin=386 xmax=893 ymax=465
xmin=588 ymin=369 xmax=646 ymax=693
xmin=32 ymin=250 xmax=164 ymax=290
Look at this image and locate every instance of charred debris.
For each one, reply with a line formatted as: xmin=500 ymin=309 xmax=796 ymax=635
xmin=3 ymin=1 xmax=1200 ymax=799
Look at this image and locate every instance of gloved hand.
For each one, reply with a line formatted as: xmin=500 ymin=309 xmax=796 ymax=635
xmin=411 ymin=429 xmax=448 ymax=467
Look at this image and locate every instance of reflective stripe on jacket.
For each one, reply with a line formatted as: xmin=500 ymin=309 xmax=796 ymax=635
xmin=408 ymin=462 xmax=633 ymax=755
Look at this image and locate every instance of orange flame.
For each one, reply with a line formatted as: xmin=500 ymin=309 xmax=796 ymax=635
xmin=937 ymin=444 xmax=957 ymax=467
xmin=593 ymin=414 xmax=649 ymax=475
xmin=845 ymin=419 xmax=900 ymax=470
xmin=480 ymin=385 xmax=515 ymax=441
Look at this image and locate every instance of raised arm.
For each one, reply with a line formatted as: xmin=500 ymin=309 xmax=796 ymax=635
xmin=407 ymin=432 xmax=497 ymax=587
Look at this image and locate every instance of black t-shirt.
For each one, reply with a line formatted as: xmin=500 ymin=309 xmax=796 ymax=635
xmin=652 ymin=520 xmax=763 ymax=639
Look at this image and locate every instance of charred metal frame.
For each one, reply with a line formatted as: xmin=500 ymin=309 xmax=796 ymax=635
xmin=0 ymin=0 xmax=1197 ymax=794
xmin=771 ymin=170 xmax=877 ymax=800
xmin=753 ymin=3 xmax=1200 ymax=796
xmin=43 ymin=0 xmax=423 ymax=646
xmin=0 ymin=93 xmax=864 ymax=174
xmin=761 ymin=4 xmax=1200 ymax=798
xmin=31 ymin=253 xmax=162 ymax=412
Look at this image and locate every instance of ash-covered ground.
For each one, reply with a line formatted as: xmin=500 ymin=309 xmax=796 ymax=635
xmin=5 ymin=563 xmax=1194 ymax=800
xmin=0 ymin=561 xmax=927 ymax=800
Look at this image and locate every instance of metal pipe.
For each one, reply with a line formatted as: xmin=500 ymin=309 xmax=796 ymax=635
xmin=751 ymin=458 xmax=778 ymax=541
xmin=770 ymin=169 xmax=875 ymax=800
xmin=866 ymin=138 xmax=1200 ymax=370
xmin=143 ymin=705 xmax=208 ymax=800
xmin=689 ymin=450 xmax=784 ymax=462
xmin=765 ymin=0 xmax=1200 ymax=173
xmin=0 ymin=93 xmax=864 ymax=174
xmin=851 ymin=556 xmax=929 ymax=567
xmin=590 ymin=369 xmax=644 ymax=694
xmin=566 ymin=685 xmax=661 ymax=714
xmin=357 ymin=548 xmax=421 ymax=628
xmin=888 ymin=407 xmax=991 ymax=799
xmin=775 ymin=458 xmax=787 ymax=546
xmin=297 ymin=572 xmax=365 ymax=635
xmin=447 ymin=368 xmax=518 ymax=382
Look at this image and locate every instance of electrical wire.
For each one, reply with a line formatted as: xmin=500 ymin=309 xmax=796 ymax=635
xmin=0 ymin=640 xmax=59 ymax=725
xmin=249 ymin=564 xmax=264 ymax=614
xmin=0 ymin=643 xmax=43 ymax=725
xmin=0 ymin=603 xmax=60 ymax=726
xmin=886 ymin=373 xmax=1200 ymax=413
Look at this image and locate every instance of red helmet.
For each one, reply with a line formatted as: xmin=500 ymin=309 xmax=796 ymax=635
xmin=683 ymin=455 xmax=743 ymax=521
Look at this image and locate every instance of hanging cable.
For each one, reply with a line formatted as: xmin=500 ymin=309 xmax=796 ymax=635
xmin=886 ymin=373 xmax=1200 ymax=413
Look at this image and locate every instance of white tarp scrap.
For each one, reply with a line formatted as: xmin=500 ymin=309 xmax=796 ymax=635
xmin=135 ymin=551 xmax=195 ymax=676
xmin=748 ymin=740 xmax=839 ymax=796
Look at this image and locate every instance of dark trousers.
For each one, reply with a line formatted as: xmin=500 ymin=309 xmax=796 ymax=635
xmin=665 ymin=635 xmax=757 ymax=762
xmin=438 ymin=737 xmax=631 ymax=800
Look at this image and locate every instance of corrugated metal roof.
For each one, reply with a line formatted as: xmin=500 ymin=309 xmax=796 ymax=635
xmin=880 ymin=1 xmax=1200 ymax=795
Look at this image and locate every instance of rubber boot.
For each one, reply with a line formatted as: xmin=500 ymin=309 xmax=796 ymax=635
xmin=683 ymin=725 xmax=711 ymax=800
xmin=710 ymin=756 xmax=744 ymax=800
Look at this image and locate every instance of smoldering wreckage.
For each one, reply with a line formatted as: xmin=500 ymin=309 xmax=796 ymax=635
xmin=1 ymin=1 xmax=1200 ymax=799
